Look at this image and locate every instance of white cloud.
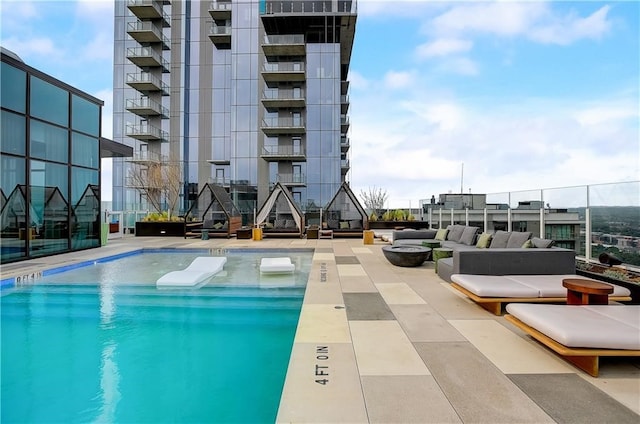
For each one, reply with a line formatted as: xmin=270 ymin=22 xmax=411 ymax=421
xmin=416 ymin=38 xmax=473 ymax=59
xmin=383 ymin=70 xmax=416 ymax=89
xmin=1 ymin=36 xmax=60 ymax=58
xmin=348 ymin=70 xmax=371 ymax=90
xmin=437 ymin=57 xmax=479 ymax=76
xmin=529 ymin=6 xmax=612 ymax=45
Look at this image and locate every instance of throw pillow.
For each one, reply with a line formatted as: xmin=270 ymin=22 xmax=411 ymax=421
xmin=489 ymin=231 xmax=511 ymax=248
xmin=213 ymin=222 xmax=223 ymax=230
xmin=339 ymin=221 xmax=349 ymax=229
xmin=522 ymin=239 xmax=533 ymax=248
xmin=446 ymin=225 xmax=465 ymax=242
xmin=327 ymin=219 xmax=339 ymax=229
xmin=532 ymin=237 xmax=555 ymax=248
xmin=475 ymin=233 xmax=492 ymax=248
xmin=285 ymin=219 xmax=296 ymax=229
xmin=264 ymin=222 xmax=274 ymax=229
xmin=434 ymin=228 xmax=448 ymax=241
xmin=506 ymin=231 xmax=532 ymax=248
xmin=275 ymin=219 xmax=286 ymax=229
xmin=459 ymin=226 xmax=479 ymax=246
xmin=349 ymin=219 xmax=362 ymax=229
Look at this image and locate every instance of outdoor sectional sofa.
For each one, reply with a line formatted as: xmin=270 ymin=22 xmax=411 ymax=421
xmin=393 ymin=225 xmax=577 ymax=282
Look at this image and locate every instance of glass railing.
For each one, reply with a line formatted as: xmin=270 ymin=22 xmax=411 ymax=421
xmin=262 ymin=117 xmax=305 ymax=128
xmin=262 ymin=145 xmax=305 ymax=156
xmin=262 ymin=89 xmax=305 ymax=100
xmin=126 ymin=21 xmax=170 ymax=46
xmin=420 ymin=181 xmax=640 ymax=266
xmin=262 ymin=0 xmax=356 ymax=15
xmin=263 ymin=34 xmax=304 ymax=45
xmin=125 ymin=98 xmax=169 ymax=117
xmin=126 ymin=72 xmax=169 ymax=94
xmin=262 ymin=62 xmax=305 ymax=73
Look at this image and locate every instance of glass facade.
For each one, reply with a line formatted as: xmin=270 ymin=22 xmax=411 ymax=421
xmin=112 ymin=0 xmax=357 ymax=223
xmin=0 ymin=52 xmax=104 ymax=263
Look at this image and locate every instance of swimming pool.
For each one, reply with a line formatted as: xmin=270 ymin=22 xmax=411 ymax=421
xmin=1 ymin=249 xmax=312 ymax=423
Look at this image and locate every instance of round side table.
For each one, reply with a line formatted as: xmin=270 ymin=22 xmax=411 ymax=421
xmin=432 ymin=247 xmax=453 ymax=272
xmin=562 ymin=278 xmax=613 ymax=305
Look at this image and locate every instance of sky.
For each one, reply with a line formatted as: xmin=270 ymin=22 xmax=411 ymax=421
xmin=1 ymin=0 xmax=638 ymax=208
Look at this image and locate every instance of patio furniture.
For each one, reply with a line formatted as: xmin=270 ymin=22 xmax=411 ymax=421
xmin=156 ymin=256 xmax=227 ymax=287
xmin=562 ymin=278 xmax=613 ymax=305
xmin=432 ymin=247 xmax=453 ymax=272
xmin=505 ymin=303 xmax=640 ymax=377
xmin=382 ymin=245 xmax=431 ymax=267
xmin=451 ymin=274 xmax=631 ymax=315
xmin=260 ymin=257 xmax=295 ymax=274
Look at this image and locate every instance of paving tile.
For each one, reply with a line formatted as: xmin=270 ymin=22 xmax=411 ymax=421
xmin=449 ymin=319 xmax=574 ymax=374
xmin=335 ymin=256 xmax=360 ymax=264
xmin=508 ymin=374 xmax=640 ymax=424
xmin=376 ymin=283 xmax=427 ymax=305
xmin=343 ymin=293 xmax=395 ymax=320
xmin=350 ymin=321 xmax=430 ymax=376
xmin=408 ymin=281 xmax=492 ymax=319
xmin=313 ymin=252 xmax=335 ymax=262
xmin=580 ymin=359 xmax=640 ymax=414
xmin=339 ymin=276 xmax=378 ymax=293
xmin=315 ymin=248 xmax=333 ymax=253
xmin=351 ymin=247 xmax=372 ymax=254
xmin=336 ymin=264 xmax=367 ymax=277
xmin=361 ymin=375 xmax=461 ymax=423
xmin=295 ymin=304 xmax=351 ymax=344
xmin=302 ymin=280 xmax=345 ymax=305
xmin=414 ymin=342 xmax=555 ymax=423
xmin=277 ymin=343 xmax=368 ymax=423
xmin=390 ymin=304 xmax=467 ymax=343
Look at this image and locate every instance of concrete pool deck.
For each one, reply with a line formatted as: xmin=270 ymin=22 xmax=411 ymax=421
xmin=2 ymin=234 xmax=639 ymax=423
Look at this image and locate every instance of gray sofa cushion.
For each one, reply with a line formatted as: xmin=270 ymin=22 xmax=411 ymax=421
xmin=532 ymin=237 xmax=554 ymax=248
xmin=459 ymin=226 xmax=479 ymax=246
xmin=446 ymin=225 xmax=466 ymax=242
xmin=489 ymin=231 xmax=511 ymax=248
xmin=507 ymin=231 xmax=532 ymax=248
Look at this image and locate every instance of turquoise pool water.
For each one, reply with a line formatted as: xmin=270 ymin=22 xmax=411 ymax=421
xmin=1 ymin=250 xmax=312 ymax=423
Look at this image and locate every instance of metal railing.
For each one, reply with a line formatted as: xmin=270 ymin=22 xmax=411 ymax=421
xmin=262 ymin=0 xmax=357 ymax=15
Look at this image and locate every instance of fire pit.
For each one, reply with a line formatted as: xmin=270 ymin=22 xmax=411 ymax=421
xmin=382 ymin=245 xmax=431 ymax=267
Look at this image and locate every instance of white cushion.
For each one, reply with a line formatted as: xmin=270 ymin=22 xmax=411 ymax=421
xmin=157 ymin=256 xmax=227 ymax=287
xmin=506 ymin=274 xmax=631 ymax=297
xmin=451 ymin=274 xmax=539 ymax=298
xmin=260 ymin=257 xmax=295 ymax=274
xmin=506 ymin=304 xmax=640 ymax=350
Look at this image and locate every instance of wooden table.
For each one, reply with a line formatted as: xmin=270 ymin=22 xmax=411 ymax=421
xmin=236 ymin=228 xmax=252 ymax=239
xmin=562 ymin=278 xmax=613 ymax=305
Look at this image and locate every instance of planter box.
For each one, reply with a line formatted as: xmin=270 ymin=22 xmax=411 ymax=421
xmin=369 ymin=221 xmax=430 ymax=230
xmin=135 ymin=221 xmax=185 ymax=237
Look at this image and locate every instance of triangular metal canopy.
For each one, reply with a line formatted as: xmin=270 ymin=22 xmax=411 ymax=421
xmin=255 ymin=182 xmax=304 ymax=235
xmin=185 ymin=183 xmax=242 ymax=235
xmin=323 ymin=181 xmax=368 ymax=230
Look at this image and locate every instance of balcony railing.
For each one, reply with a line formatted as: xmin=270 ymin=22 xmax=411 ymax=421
xmin=273 ymin=173 xmax=306 ymax=186
xmin=261 ymin=145 xmax=306 ymax=161
xmin=127 ymin=151 xmax=163 ymax=163
xmin=261 ymin=0 xmax=357 ymax=15
xmin=126 ymin=72 xmax=169 ymax=95
xmin=126 ymin=0 xmax=170 ymax=26
xmin=125 ymin=98 xmax=169 ymax=118
xmin=125 ymin=123 xmax=168 ymax=141
xmin=262 ymin=34 xmax=305 ymax=56
xmin=261 ymin=117 xmax=305 ymax=135
xmin=126 ymin=47 xmax=169 ymax=71
xmin=209 ymin=1 xmax=232 ymax=19
xmin=127 ymin=21 xmax=170 ymax=48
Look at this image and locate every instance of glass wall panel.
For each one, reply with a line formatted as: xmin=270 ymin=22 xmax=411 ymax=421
xmin=1 ymin=110 xmax=26 ymax=155
xmin=0 ymin=62 xmax=26 ymax=113
xmin=30 ymin=76 xmax=69 ymax=126
xmin=72 ymin=95 xmax=100 ymax=136
xmin=30 ymin=120 xmax=69 ymax=163
xmin=72 ymin=132 xmax=99 ymax=169
xmin=71 ymin=168 xmax=99 ymax=249
xmin=0 ymin=155 xmax=27 ymax=261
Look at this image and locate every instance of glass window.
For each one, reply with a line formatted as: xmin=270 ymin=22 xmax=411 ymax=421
xmin=72 ymin=132 xmax=99 ymax=169
xmin=1 ymin=110 xmax=26 ymax=155
xmin=0 ymin=155 xmax=26 ymax=261
xmin=30 ymin=76 xmax=69 ymax=126
xmin=72 ymin=95 xmax=100 ymax=136
xmin=71 ymin=167 xmax=98 ymax=204
xmin=1 ymin=62 xmax=26 ymax=113
xmin=30 ymin=120 xmax=69 ymax=163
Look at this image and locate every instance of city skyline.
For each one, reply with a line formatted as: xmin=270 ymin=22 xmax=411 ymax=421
xmin=1 ymin=0 xmax=638 ymax=207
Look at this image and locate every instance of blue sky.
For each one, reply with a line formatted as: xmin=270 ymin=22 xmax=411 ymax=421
xmin=1 ymin=0 xmax=638 ymax=207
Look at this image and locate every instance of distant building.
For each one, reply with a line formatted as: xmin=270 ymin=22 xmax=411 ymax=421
xmin=0 ymin=48 xmax=131 ymax=264
xmin=420 ymin=193 xmax=582 ymax=251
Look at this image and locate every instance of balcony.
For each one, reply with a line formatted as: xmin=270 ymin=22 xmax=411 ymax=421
xmin=341 ymin=136 xmax=350 ymax=153
xmin=261 ymin=0 xmax=357 ymax=15
xmin=341 ymin=94 xmax=349 ymax=114
xmin=261 ymin=145 xmax=306 ymax=161
xmin=261 ymin=89 xmax=305 ymax=109
xmin=126 ymin=151 xmax=164 ymax=164
xmin=262 ymin=62 xmax=305 ymax=82
xmin=261 ymin=117 xmax=305 ymax=135
xmin=208 ymin=1 xmax=232 ymax=20
xmin=341 ymin=159 xmax=350 ymax=174
xmin=126 ymin=0 xmax=170 ymax=27
xmin=126 ymin=98 xmax=168 ymax=118
xmin=126 ymin=47 xmax=169 ymax=72
xmin=262 ymin=34 xmax=305 ymax=56
xmin=206 ymin=159 xmax=231 ymax=165
xmin=125 ymin=123 xmax=168 ymax=142
xmin=341 ymin=115 xmax=350 ymax=133
xmin=126 ymin=72 xmax=169 ymax=95
xmin=208 ymin=24 xmax=231 ymax=48
xmin=273 ymin=173 xmax=306 ymax=187
xmin=207 ymin=177 xmax=230 ymax=187
xmin=127 ymin=21 xmax=170 ymax=49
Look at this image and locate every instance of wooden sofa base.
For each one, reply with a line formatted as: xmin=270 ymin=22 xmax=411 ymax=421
xmin=451 ymin=283 xmax=631 ymax=315
xmin=504 ymin=314 xmax=640 ymax=377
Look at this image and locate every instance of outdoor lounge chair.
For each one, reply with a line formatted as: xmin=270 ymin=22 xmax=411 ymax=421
xmin=451 ymin=274 xmax=631 ymax=315
xmin=156 ymin=256 xmax=227 ymax=287
xmin=260 ymin=257 xmax=295 ymax=274
xmin=505 ymin=303 xmax=640 ymax=377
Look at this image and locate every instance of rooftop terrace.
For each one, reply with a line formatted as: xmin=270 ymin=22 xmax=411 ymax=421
xmin=2 ymin=234 xmax=638 ymax=423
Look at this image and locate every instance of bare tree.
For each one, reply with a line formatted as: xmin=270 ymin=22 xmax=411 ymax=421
xmin=359 ymin=186 xmax=388 ymax=214
xmin=127 ymin=161 xmax=183 ymax=216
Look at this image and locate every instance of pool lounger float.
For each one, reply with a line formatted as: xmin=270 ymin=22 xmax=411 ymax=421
xmin=157 ymin=256 xmax=227 ymax=287
xmin=260 ymin=257 xmax=295 ymax=274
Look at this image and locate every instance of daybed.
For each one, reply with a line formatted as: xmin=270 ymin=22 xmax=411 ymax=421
xmin=451 ymin=274 xmax=632 ymax=315
xmin=185 ymin=217 xmax=242 ymax=239
xmin=260 ymin=257 xmax=295 ymax=274
xmin=262 ymin=215 xmax=304 ymax=238
xmin=156 ymin=256 xmax=227 ymax=287
xmin=505 ymin=303 xmax=640 ymax=376
xmin=323 ymin=218 xmax=365 ymax=238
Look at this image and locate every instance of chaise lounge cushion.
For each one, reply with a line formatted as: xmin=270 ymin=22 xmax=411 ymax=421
xmin=452 ymin=274 xmax=539 ymax=297
xmin=506 ymin=304 xmax=640 ymax=350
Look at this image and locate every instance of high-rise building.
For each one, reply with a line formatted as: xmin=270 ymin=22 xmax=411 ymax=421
xmin=112 ymin=0 xmax=357 ymax=224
